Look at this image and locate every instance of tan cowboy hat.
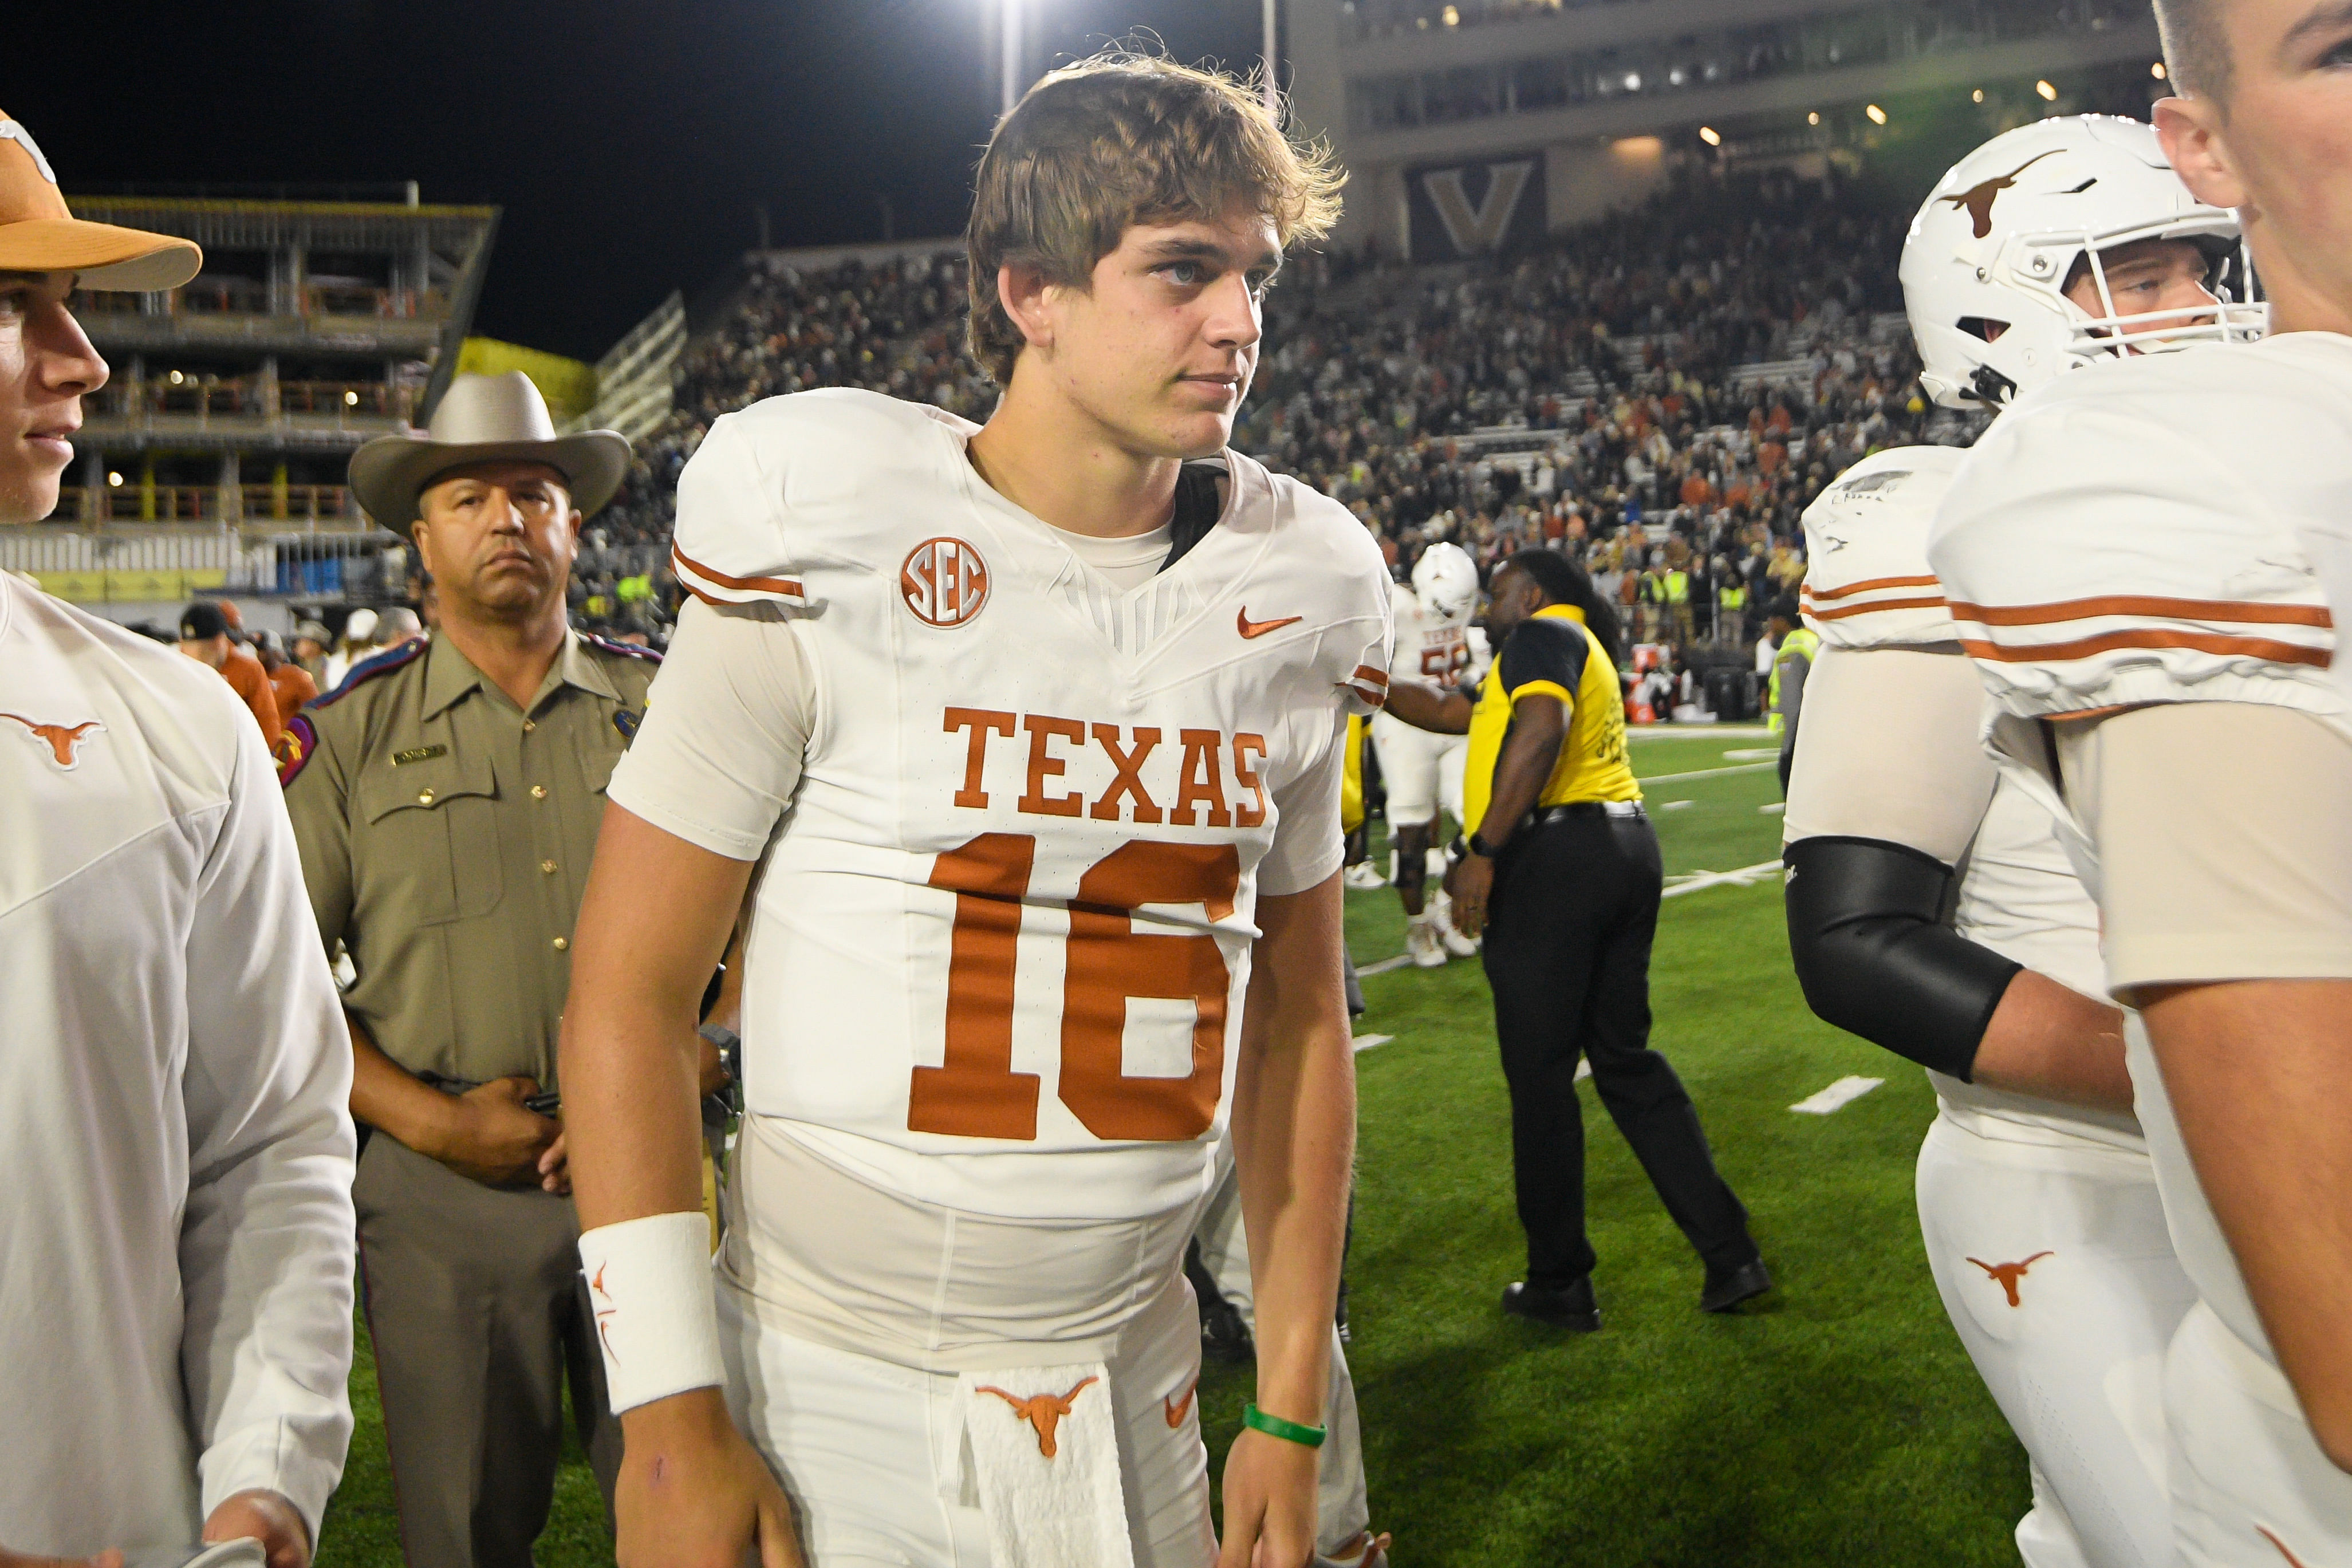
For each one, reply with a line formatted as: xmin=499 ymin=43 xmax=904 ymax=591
xmin=349 ymin=371 xmax=631 ymax=527
xmin=0 ymin=112 xmax=201 ymax=290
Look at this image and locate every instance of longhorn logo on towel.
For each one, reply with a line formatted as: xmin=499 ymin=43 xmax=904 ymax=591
xmin=977 ymin=1376 xmax=1101 ymax=1459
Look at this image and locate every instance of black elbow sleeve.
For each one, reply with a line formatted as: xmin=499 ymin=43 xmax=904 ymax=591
xmin=1783 ymin=836 xmax=2023 ymax=1082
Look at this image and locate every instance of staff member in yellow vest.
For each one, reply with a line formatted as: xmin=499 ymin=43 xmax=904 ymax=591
xmin=1765 ymin=596 xmax=1817 ymax=792
xmin=1662 ymin=563 xmax=1692 ymax=647
xmin=1386 ymin=550 xmax=1768 ymax=1330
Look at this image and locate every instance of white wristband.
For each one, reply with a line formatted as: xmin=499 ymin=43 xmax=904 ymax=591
xmin=577 ymin=1211 xmax=726 ymax=1416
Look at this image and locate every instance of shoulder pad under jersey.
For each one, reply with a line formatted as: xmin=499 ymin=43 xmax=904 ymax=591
xmin=1929 ymin=343 xmax=2349 ymax=730
xmin=1799 ymin=446 xmax=1967 ymax=651
xmin=669 ymin=389 xmax=980 ymax=610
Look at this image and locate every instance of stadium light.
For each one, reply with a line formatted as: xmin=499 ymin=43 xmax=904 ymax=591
xmin=1264 ymin=0 xmax=1281 ymax=116
xmin=168 ymin=369 xmax=183 ymax=385
xmin=1699 ymin=126 xmax=1721 ymax=147
xmin=999 ymin=0 xmax=1023 ymax=117
xmin=2152 ymin=61 xmax=2168 ymax=80
xmin=1972 ymin=88 xmax=1985 ymax=103
xmin=1865 ymin=104 xmax=1887 ymax=125
xmin=2036 ymin=79 xmax=2059 ymax=101
xmin=1807 ymin=111 xmax=1820 ymax=125
xmin=1441 ymin=3 xmax=1459 ymax=23
xmin=345 ymin=389 xmax=360 ymax=406
xmin=107 ymin=471 xmax=124 ymax=488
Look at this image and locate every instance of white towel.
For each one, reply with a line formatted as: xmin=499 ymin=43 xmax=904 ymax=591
xmin=956 ymin=1361 xmax=1136 ymax=1568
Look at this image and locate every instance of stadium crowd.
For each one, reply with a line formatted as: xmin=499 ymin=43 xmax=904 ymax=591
xmin=595 ymin=172 xmax=1987 ymax=661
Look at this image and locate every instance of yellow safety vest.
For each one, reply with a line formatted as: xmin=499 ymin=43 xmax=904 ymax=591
xmin=1768 ymin=627 xmax=1819 ymax=736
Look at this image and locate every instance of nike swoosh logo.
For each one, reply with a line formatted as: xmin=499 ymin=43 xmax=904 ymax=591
xmin=1164 ymin=1380 xmax=1197 ymax=1428
xmin=1238 ymin=609 xmax=1303 ymax=640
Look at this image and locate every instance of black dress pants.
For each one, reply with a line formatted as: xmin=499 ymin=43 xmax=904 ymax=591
xmin=1482 ymin=811 xmax=1756 ymax=1286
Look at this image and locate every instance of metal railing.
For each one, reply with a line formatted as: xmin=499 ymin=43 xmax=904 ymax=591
xmin=90 ymin=379 xmax=417 ymax=423
xmin=73 ymin=285 xmax=443 ymax=321
xmin=48 ymin=484 xmax=365 ymax=526
xmin=2 ymin=520 xmax=400 ymax=602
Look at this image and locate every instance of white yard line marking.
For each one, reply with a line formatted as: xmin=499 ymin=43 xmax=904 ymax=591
xmin=1790 ymin=1075 xmax=1885 ymax=1114
xmin=1352 ymin=1034 xmax=1394 ymax=1053
xmin=1639 ymin=760 xmax=1778 ymax=786
xmin=1656 ymin=799 xmax=1694 ymax=811
xmin=1631 ymin=726 xmax=1774 ymax=740
xmin=1759 ymin=802 xmax=1784 ymax=815
xmin=1660 ymin=859 xmax=1782 ymax=899
xmin=1357 ymin=953 xmax=1415 ymax=978
xmin=1721 ymin=748 xmax=1779 ymax=761
xmin=1575 ymin=1059 xmax=1593 ymax=1083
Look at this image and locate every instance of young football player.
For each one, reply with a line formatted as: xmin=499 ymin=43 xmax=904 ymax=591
xmin=1785 ymin=115 xmax=2255 ymax=1567
xmin=558 ymin=53 xmax=1390 ymax=1568
xmin=1371 ymin=541 xmax=1484 ymax=966
xmin=1929 ymin=3 xmax=2352 ymax=1558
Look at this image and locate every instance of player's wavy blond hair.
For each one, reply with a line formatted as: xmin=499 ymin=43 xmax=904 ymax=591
xmin=965 ymin=48 xmax=1344 ymax=385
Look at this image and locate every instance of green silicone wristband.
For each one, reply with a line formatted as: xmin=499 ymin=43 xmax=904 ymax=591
xmin=1242 ymin=1402 xmax=1328 ymax=1449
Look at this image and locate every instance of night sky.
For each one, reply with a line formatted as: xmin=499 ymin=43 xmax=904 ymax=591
xmin=13 ymin=1 xmax=1268 ymax=360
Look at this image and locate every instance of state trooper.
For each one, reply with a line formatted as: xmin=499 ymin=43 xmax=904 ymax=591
xmin=282 ymin=372 xmax=679 ymax=1567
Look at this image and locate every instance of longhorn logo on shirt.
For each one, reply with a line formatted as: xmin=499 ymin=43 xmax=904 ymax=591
xmin=2 ymin=712 xmax=104 ymax=770
xmin=976 ymin=1375 xmax=1100 ymax=1459
xmin=902 ymin=536 xmax=991 ymax=628
xmin=1967 ymin=1251 xmax=2054 ymax=1307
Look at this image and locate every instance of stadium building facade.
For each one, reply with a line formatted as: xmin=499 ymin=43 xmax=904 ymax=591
xmin=6 ymin=189 xmax=495 ymax=622
xmin=1286 ymin=0 xmax=2168 ymax=259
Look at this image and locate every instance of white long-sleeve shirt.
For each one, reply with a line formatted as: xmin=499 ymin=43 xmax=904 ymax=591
xmin=0 ymin=574 xmax=356 ymax=1556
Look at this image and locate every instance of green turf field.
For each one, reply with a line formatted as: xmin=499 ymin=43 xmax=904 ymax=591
xmin=316 ymin=729 xmax=2028 ymax=1567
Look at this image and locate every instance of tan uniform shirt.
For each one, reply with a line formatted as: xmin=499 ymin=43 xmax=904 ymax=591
xmin=282 ymin=630 xmax=659 ymax=1088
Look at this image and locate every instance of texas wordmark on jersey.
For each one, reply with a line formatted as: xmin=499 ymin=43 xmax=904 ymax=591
xmin=662 ymin=389 xmax=1394 ymax=1222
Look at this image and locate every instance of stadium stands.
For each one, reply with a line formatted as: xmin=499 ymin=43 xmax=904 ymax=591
xmin=596 ymin=170 xmax=1986 ymax=660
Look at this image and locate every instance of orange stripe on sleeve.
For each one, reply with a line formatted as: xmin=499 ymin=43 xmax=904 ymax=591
xmin=1958 ymin=627 xmax=2331 ymax=668
xmin=1947 ymin=594 xmax=2332 ymax=630
xmin=1805 ymin=594 xmax=1949 ymax=621
xmin=1802 ymin=573 xmax=1942 ymax=603
xmin=671 ymin=544 xmax=805 ymax=600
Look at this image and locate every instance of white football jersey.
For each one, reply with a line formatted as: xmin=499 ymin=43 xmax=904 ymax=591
xmin=1928 ymin=336 xmax=2351 ymax=734
xmin=1927 ymin=333 xmax=2352 ymax=1370
xmin=1388 ymin=580 xmax=1476 ymax=686
xmin=1790 ymin=455 xmax=2136 ymax=1150
xmin=1798 ymin=444 xmax=1969 ymax=649
xmin=632 ymin=389 xmax=1393 ymax=1222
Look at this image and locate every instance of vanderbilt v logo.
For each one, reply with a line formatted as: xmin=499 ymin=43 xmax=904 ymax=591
xmin=1422 ymin=160 xmax=1535 ymax=254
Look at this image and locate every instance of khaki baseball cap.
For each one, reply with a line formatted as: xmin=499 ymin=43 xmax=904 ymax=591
xmin=0 ymin=113 xmax=200 ymax=290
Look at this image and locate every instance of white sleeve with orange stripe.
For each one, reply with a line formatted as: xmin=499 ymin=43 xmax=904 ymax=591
xmin=1925 ymin=341 xmax=2350 ymax=732
xmin=667 ymin=406 xmax=813 ymax=610
xmin=1798 ymin=444 xmax=1968 ymax=651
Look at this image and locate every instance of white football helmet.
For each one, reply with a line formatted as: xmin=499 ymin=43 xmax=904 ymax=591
xmin=1902 ymin=116 xmax=2265 ymax=408
xmin=1412 ymin=541 xmax=1479 ymax=623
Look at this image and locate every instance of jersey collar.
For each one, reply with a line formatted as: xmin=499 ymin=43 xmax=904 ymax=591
xmin=1534 ymin=603 xmax=1587 ymax=626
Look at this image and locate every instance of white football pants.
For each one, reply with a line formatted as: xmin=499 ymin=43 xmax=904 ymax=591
xmin=1369 ymin=710 xmax=1467 ymax=828
xmin=1193 ymin=1149 xmax=1371 ymax=1556
xmin=1915 ymin=1112 xmax=2195 ymax=1568
xmin=717 ymin=1266 xmax=1215 ymax=1567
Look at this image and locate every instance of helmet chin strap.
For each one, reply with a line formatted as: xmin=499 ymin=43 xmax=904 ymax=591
xmin=1965 ymin=363 xmax=2020 ymax=405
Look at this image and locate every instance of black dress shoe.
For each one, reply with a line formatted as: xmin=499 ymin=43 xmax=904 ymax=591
xmin=1700 ymin=1258 xmax=1772 ymax=1314
xmin=1201 ymin=1298 xmax=1255 ymax=1363
xmin=1502 ymin=1279 xmax=1600 ymax=1332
